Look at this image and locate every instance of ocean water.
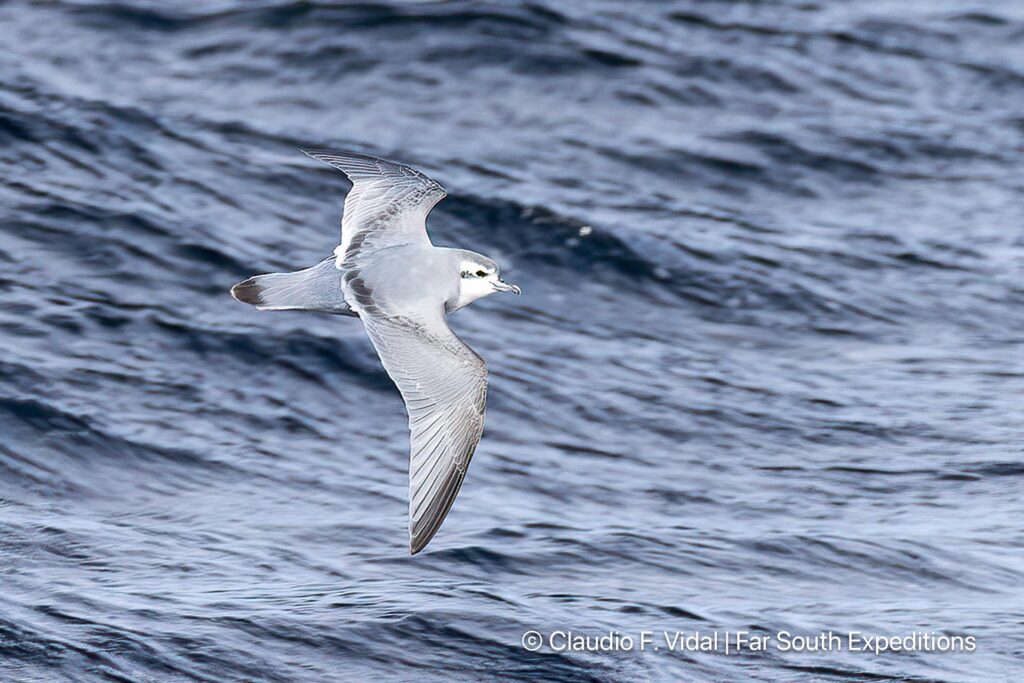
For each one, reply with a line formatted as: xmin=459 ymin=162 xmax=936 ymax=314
xmin=1 ymin=0 xmax=1023 ymax=680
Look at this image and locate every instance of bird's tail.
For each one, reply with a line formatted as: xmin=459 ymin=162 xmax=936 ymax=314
xmin=231 ymin=257 xmax=356 ymax=316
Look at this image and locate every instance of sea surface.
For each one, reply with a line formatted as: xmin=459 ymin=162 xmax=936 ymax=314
xmin=1 ymin=1 xmax=1023 ymax=681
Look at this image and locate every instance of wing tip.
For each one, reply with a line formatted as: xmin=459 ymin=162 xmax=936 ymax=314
xmin=407 ymin=466 xmax=469 ymax=557
xmin=299 ymin=148 xmax=343 ymax=167
xmin=409 ymin=526 xmax=441 ymax=555
xmin=300 ymin=147 xmax=378 ymax=162
xmin=406 ymin=522 xmax=442 ymax=557
xmin=299 ymin=147 xmax=389 ymax=180
xmin=298 ymin=148 xmax=443 ymax=191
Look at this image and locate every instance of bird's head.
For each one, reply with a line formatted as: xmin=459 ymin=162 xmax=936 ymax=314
xmin=454 ymin=252 xmax=520 ymax=309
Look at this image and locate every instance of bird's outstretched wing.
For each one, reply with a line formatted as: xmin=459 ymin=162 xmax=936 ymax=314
xmin=356 ymin=305 xmax=487 ymax=555
xmin=301 ymin=149 xmax=446 ymax=266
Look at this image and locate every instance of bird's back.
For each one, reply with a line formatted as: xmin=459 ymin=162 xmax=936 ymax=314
xmin=341 ymin=244 xmax=459 ymax=317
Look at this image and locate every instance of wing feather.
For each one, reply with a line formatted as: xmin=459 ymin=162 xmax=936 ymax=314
xmin=357 ymin=307 xmax=487 ymax=555
xmin=301 ymin=149 xmax=446 ymax=265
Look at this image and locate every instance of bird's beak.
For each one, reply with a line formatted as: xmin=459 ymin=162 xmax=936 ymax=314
xmin=493 ymin=279 xmax=521 ymax=295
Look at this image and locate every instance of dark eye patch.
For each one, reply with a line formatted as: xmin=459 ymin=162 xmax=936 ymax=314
xmin=475 ymin=270 xmax=487 ymax=277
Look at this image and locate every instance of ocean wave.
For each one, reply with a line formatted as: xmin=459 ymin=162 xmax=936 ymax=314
xmin=2 ymin=0 xmax=1022 ymax=680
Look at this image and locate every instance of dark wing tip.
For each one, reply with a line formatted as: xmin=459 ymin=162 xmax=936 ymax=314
xmin=409 ymin=467 xmax=468 ymax=556
xmin=230 ymin=277 xmax=263 ymax=306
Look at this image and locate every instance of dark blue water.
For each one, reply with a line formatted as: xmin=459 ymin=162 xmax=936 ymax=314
xmin=2 ymin=1 xmax=1023 ymax=680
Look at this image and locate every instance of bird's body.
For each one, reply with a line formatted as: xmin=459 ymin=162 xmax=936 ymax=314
xmin=231 ymin=150 xmax=519 ymax=554
xmin=349 ymin=246 xmax=481 ymax=316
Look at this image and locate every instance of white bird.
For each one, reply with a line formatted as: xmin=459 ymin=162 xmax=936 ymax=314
xmin=231 ymin=150 xmax=520 ymax=554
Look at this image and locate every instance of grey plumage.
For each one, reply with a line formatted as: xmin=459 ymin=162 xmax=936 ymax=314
xmin=231 ymin=258 xmax=355 ymax=315
xmin=231 ymin=149 xmax=519 ymax=554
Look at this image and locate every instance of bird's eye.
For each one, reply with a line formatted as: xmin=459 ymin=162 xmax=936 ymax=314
xmin=476 ymin=270 xmax=487 ymax=277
